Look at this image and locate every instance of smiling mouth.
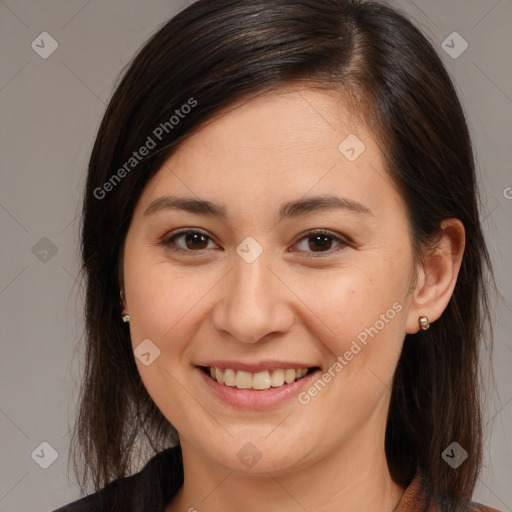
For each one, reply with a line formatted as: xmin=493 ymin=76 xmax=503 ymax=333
xmin=200 ymin=366 xmax=318 ymax=390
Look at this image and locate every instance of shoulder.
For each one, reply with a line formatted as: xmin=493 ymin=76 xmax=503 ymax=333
xmin=400 ymin=468 xmax=502 ymax=512
xmin=53 ymin=494 xmax=98 ymax=512
xmin=52 ymin=445 xmax=183 ymax=512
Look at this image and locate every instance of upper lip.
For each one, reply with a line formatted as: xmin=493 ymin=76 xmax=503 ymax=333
xmin=197 ymin=360 xmax=316 ymax=373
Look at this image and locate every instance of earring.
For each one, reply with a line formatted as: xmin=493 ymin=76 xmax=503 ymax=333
xmin=120 ymin=290 xmax=130 ymax=322
xmin=418 ymin=315 xmax=430 ymax=331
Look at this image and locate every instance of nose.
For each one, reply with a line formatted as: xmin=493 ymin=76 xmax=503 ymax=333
xmin=210 ymin=252 xmax=294 ymax=344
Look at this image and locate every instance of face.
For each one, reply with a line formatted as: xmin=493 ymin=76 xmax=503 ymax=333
xmin=121 ymin=87 xmax=418 ymax=475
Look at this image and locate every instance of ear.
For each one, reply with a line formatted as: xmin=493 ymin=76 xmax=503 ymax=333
xmin=118 ymin=241 xmax=127 ymax=309
xmin=120 ymin=288 xmax=127 ymax=310
xmin=406 ymin=218 xmax=465 ymax=334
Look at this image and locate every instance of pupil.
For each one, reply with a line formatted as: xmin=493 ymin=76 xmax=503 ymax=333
xmin=309 ymin=234 xmax=331 ymax=252
xmin=186 ymin=233 xmax=207 ymax=249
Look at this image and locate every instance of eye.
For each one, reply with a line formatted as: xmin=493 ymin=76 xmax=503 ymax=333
xmin=160 ymin=229 xmax=218 ymax=253
xmin=291 ymin=229 xmax=349 ymax=256
xmin=160 ymin=228 xmax=349 ymax=257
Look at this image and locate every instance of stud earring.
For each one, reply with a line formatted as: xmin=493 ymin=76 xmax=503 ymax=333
xmin=418 ymin=315 xmax=430 ymax=331
xmin=120 ymin=289 xmax=130 ymax=322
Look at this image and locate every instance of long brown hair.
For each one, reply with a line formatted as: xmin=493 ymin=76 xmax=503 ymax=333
xmin=72 ymin=0 xmax=494 ymax=509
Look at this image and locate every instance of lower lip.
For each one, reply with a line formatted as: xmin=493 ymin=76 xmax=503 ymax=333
xmin=197 ymin=368 xmax=320 ymax=409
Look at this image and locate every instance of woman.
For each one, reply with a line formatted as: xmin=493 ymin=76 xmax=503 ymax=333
xmin=55 ymin=0 xmax=499 ymax=511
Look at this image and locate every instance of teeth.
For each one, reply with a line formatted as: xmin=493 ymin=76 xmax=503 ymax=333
xmin=208 ymin=367 xmax=309 ymax=390
xmin=224 ymin=368 xmax=236 ymax=387
xmin=252 ymin=371 xmax=271 ymax=390
xmin=270 ymin=369 xmax=285 ymax=387
xmin=235 ymin=370 xmax=252 ymax=389
xmin=284 ymin=369 xmax=296 ymax=384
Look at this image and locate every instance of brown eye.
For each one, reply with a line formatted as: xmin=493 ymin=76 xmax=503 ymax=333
xmin=182 ymin=232 xmax=209 ymax=250
xmin=161 ymin=229 xmax=216 ymax=253
xmin=292 ymin=230 xmax=348 ymax=256
xmin=161 ymin=228 xmax=348 ymax=257
xmin=308 ymin=233 xmax=334 ymax=252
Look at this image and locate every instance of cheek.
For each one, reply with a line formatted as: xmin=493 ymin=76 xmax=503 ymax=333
xmin=295 ymin=261 xmax=409 ymax=357
xmin=124 ymin=253 xmax=210 ymax=341
xmin=123 ymin=260 xmax=211 ymax=428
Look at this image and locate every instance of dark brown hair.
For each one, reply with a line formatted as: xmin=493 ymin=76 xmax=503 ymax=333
xmin=72 ymin=0 xmax=494 ymax=509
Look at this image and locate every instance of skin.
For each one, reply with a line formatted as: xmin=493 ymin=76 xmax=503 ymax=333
xmin=120 ymin=86 xmax=465 ymax=512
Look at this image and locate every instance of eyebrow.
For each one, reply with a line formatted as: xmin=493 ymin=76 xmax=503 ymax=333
xmin=143 ymin=194 xmax=373 ymax=220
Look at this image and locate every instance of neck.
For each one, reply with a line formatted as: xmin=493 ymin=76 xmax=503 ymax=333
xmin=166 ymin=429 xmax=405 ymax=512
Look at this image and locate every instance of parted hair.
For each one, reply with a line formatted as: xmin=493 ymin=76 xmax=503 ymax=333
xmin=72 ymin=1 xmax=494 ymax=510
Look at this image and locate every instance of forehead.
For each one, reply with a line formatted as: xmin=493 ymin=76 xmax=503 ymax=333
xmin=134 ymin=86 xmax=400 ymax=221
xmin=184 ymin=86 xmax=368 ymax=154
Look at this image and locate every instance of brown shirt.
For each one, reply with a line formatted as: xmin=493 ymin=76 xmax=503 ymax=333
xmin=395 ymin=468 xmax=501 ymax=512
xmin=54 ymin=446 xmax=502 ymax=512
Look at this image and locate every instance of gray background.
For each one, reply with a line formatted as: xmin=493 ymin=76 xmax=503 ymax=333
xmin=0 ymin=1 xmax=510 ymax=511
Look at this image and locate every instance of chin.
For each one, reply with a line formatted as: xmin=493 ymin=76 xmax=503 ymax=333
xmin=197 ymin=430 xmax=313 ymax=476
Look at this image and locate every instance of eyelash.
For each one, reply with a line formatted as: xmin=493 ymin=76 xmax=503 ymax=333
xmin=159 ymin=228 xmax=350 ymax=257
